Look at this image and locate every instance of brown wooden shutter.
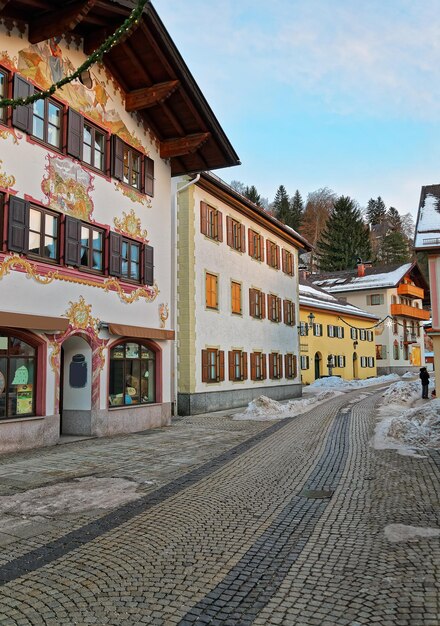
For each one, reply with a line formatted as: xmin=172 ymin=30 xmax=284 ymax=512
xmin=276 ymin=245 xmax=280 ymax=269
xmin=201 ymin=350 xmax=209 ymax=382
xmin=217 ymin=211 xmax=223 ymax=242
xmin=240 ymin=223 xmax=246 ymax=252
xmin=144 ymin=156 xmax=154 ymax=196
xmin=269 ymin=354 xmax=274 ymax=379
xmin=218 ymin=350 xmax=225 ymax=381
xmin=249 ymin=289 xmax=255 ymax=317
xmin=112 ymin=136 xmax=124 ymax=181
xmin=283 ymin=300 xmax=288 ymax=324
xmin=250 ymin=353 xmax=256 ymax=380
xmin=261 ymin=291 xmax=266 ymax=318
xmin=282 ymin=249 xmax=286 ymax=272
xmin=143 ymin=244 xmax=154 ymax=285
xmin=109 ymin=232 xmax=122 ymax=277
xmin=248 ymin=230 xmax=254 ymax=257
xmin=266 ymin=239 xmax=271 ymax=266
xmin=228 ymin=351 xmax=234 ymax=381
xmin=242 ymin=352 xmax=248 ymax=380
xmin=292 ymin=304 xmax=296 ymax=326
xmin=262 ymin=353 xmax=267 ymax=379
xmin=226 ymin=216 xmax=233 ymax=247
xmin=284 ymin=354 xmax=289 ymax=378
xmin=260 ymin=236 xmax=265 ymax=262
xmin=293 ymin=355 xmax=297 ymax=378
xmin=278 ymin=354 xmax=283 ymax=379
xmin=200 ymin=201 xmax=208 ymax=235
xmin=7 ymin=196 xmax=29 ymax=253
xmin=12 ymin=75 xmax=34 ymax=133
xmin=67 ymin=109 xmax=83 ymax=159
xmin=64 ymin=216 xmax=81 ymax=266
xmin=277 ymin=297 xmax=282 ymax=322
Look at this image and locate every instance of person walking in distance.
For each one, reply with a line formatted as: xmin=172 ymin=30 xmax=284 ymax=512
xmin=419 ymin=367 xmax=430 ymax=399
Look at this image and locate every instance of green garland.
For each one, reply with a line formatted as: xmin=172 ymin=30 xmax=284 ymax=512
xmin=0 ymin=0 xmax=150 ymax=109
xmin=337 ymin=314 xmax=424 ymax=331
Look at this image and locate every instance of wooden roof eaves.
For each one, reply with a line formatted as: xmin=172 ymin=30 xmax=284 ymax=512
xmin=197 ymin=173 xmax=313 ymax=252
xmin=300 ymin=302 xmax=380 ymax=323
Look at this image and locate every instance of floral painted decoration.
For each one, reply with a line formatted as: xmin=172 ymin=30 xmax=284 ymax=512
xmin=114 ymin=208 xmax=149 ymax=243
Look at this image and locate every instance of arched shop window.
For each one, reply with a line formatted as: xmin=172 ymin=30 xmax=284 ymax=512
xmin=109 ymin=341 xmax=156 ymax=407
xmin=0 ymin=335 xmax=36 ymax=419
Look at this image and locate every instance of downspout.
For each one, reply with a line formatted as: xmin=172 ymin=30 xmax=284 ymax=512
xmin=171 ymin=174 xmax=200 ymax=416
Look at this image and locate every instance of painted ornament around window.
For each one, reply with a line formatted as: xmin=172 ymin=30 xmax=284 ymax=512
xmin=0 ymin=160 xmax=16 ymax=189
xmin=159 ymin=303 xmax=169 ymax=329
xmin=41 ymin=154 xmax=94 ymax=220
xmin=114 ymin=182 xmax=153 ymax=207
xmin=114 ymin=209 xmax=149 ymax=243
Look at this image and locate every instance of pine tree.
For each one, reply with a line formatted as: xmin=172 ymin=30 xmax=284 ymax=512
xmin=273 ymin=185 xmax=290 ymax=224
xmin=244 ymin=185 xmax=261 ymax=206
xmin=387 ymin=207 xmax=402 ymax=231
xmin=366 ymin=196 xmax=387 ymax=225
xmin=381 ymin=231 xmax=410 ymax=264
xmin=317 ymin=196 xmax=371 ymax=271
xmin=289 ymin=190 xmax=304 ymax=231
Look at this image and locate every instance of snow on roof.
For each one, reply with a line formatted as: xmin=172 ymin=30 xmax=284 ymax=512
xmin=414 ymin=187 xmax=440 ymax=250
xmin=312 ymin=263 xmax=413 ymax=293
xmin=299 ymin=282 xmax=379 ymax=320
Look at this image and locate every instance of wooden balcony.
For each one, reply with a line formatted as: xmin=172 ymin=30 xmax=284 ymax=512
xmin=397 ymin=284 xmax=424 ymax=299
xmin=390 ymin=303 xmax=430 ymax=320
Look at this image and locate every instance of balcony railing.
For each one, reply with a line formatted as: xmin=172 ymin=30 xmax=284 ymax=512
xmin=397 ymin=284 xmax=424 ymax=299
xmin=390 ymin=303 xmax=430 ymax=320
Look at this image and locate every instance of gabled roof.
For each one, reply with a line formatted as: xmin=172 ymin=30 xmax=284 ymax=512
xmin=0 ymin=0 xmax=240 ymax=176
xmin=311 ymin=262 xmax=421 ymax=293
xmin=299 ymin=280 xmax=379 ymax=321
xmin=197 ymin=172 xmax=313 ymax=251
xmin=414 ymin=185 xmax=440 ymax=251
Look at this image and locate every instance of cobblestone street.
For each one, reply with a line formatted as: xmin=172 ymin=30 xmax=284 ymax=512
xmin=0 ymin=386 xmax=439 ymax=625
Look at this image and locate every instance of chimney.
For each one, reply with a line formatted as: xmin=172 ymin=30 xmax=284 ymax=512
xmin=299 ymin=267 xmax=310 ymax=281
xmin=357 ymin=259 xmax=365 ymax=277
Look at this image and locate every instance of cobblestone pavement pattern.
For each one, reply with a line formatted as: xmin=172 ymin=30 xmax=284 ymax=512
xmin=0 ymin=386 xmax=439 ymax=625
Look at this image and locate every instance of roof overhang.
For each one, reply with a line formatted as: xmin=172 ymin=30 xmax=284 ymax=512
xmin=0 ymin=0 xmax=240 ymax=176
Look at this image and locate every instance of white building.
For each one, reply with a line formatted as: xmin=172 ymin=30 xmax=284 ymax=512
xmin=174 ymin=172 xmax=312 ymax=414
xmin=311 ymin=262 xmax=429 ymax=375
xmin=0 ymin=1 xmax=239 ymax=453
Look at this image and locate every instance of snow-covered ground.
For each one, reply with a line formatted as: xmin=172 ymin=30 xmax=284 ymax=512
xmin=373 ymin=378 xmax=438 ymax=456
xmin=232 ymin=390 xmax=343 ymax=421
xmin=306 ymin=373 xmax=400 ymax=393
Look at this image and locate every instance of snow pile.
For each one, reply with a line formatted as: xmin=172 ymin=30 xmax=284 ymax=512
xmin=232 ymin=391 xmax=343 ymax=421
xmin=309 ymin=373 xmax=399 ymax=392
xmin=402 ymin=371 xmax=416 ymax=379
xmin=387 ymin=400 xmax=440 ymax=449
xmin=381 ymin=381 xmax=422 ymax=405
xmin=385 ymin=524 xmax=440 ymax=543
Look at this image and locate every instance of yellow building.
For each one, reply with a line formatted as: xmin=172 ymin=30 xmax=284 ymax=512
xmin=299 ymin=281 xmax=379 ymax=384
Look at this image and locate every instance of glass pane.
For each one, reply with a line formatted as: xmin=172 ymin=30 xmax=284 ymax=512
xmin=32 ymin=116 xmax=44 ymax=140
xmin=130 ymin=261 xmax=139 ymax=281
xmin=83 ymin=125 xmax=92 ymax=146
xmin=80 ymin=246 xmax=89 ymax=267
xmin=125 ymin=359 xmax=140 ymax=404
xmin=121 ymin=241 xmax=128 ymax=259
xmin=33 ymin=99 xmax=44 ymax=119
xmin=47 ymin=123 xmax=60 ymax=147
xmin=30 ymin=209 xmax=41 ymax=232
xmin=28 ymin=231 xmax=40 ymax=255
xmin=130 ymin=244 xmax=139 ymax=262
xmin=0 ymin=336 xmax=7 ymax=356
xmin=0 ymin=357 xmax=6 ymax=418
xmin=95 ymin=132 xmax=104 ymax=152
xmin=141 ymin=358 xmax=155 ymax=403
xmin=8 ymin=358 xmax=34 ymax=416
xmin=123 ymin=149 xmax=129 ymax=184
xmin=81 ymin=226 xmax=90 ymax=244
xmin=110 ymin=344 xmax=125 ymax=359
xmin=9 ymin=338 xmax=34 ymax=357
xmin=141 ymin=346 xmax=153 ymax=360
xmin=0 ymin=73 xmax=4 ymax=97
xmin=83 ymin=143 xmax=92 ymax=165
xmin=109 ymin=359 xmax=124 ymax=406
xmin=45 ymin=213 xmax=57 ymax=237
xmin=125 ymin=343 xmax=139 ymax=359
xmin=92 ymin=250 xmax=102 ymax=271
xmin=48 ymin=103 xmax=60 ymax=126
xmin=92 ymin=231 xmax=102 ymax=251
xmin=44 ymin=236 xmax=57 ymax=259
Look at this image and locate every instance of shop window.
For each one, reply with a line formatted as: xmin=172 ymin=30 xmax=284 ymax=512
xmin=248 ymin=229 xmax=264 ymax=261
xmin=266 ymin=240 xmax=280 ymax=269
xmin=228 ymin=350 xmax=247 ymax=381
xmin=231 ymin=281 xmax=242 ymax=315
xmin=285 ymin=354 xmax=297 ymax=379
xmin=109 ymin=341 xmax=156 ymax=407
xmin=282 ymin=249 xmax=294 ymax=275
xmin=227 ymin=217 xmax=245 ymax=252
xmin=249 ymin=288 xmax=265 ymax=319
xmin=250 ymin=351 xmax=266 ymax=381
xmin=205 ymin=273 xmax=218 ymax=309
xmin=200 ymin=201 xmax=223 ymax=241
xmin=0 ymin=335 xmax=36 ymax=419
xmin=202 ymin=348 xmax=224 ymax=382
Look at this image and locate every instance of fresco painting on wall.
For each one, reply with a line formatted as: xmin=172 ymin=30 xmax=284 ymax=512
xmin=41 ymin=155 xmax=94 ymax=220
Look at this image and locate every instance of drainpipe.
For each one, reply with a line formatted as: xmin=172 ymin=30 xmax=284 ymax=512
xmin=171 ymin=174 xmax=200 ymax=417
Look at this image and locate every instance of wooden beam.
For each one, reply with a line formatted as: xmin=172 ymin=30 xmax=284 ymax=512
xmin=125 ymin=80 xmax=180 ymax=112
xmin=160 ymin=133 xmax=210 ymax=159
xmin=29 ymin=0 xmax=96 ymax=44
xmin=0 ymin=0 xmax=11 ymax=11
xmin=84 ymin=26 xmax=108 ymax=54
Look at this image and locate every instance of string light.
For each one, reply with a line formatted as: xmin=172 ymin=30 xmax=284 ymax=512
xmin=337 ymin=314 xmax=425 ymax=332
xmin=0 ymin=0 xmax=150 ymax=109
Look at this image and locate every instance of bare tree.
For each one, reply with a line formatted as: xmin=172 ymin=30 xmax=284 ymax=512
xmin=300 ymin=188 xmax=336 ymax=267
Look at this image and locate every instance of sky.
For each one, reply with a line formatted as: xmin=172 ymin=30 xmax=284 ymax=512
xmin=155 ymin=0 xmax=440 ymax=217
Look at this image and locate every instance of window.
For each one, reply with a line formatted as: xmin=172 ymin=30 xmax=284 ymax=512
xmin=227 ymin=217 xmax=245 ymax=252
xmin=267 ymin=294 xmax=282 ymax=322
xmin=228 ymin=350 xmax=247 ymax=381
xmin=266 ymin=240 xmax=280 ymax=269
xmin=121 ymin=239 xmax=141 ymax=282
xmin=0 ymin=335 xmax=36 ymax=419
xmin=367 ymin=294 xmax=384 ymax=305
xmin=367 ymin=330 xmax=373 ymax=342
xmin=359 ymin=329 xmax=366 ymax=341
xmin=350 ymin=328 xmax=358 ymax=340
xmin=282 ymin=249 xmax=294 ymax=275
xmin=283 ymin=300 xmax=295 ymax=326
xmin=269 ymin=352 xmax=283 ymax=379
xmin=285 ymin=354 xmax=297 ymax=379
xmin=328 ymin=325 xmax=335 ymax=338
xmin=83 ymin=122 xmax=106 ymax=171
xmin=202 ymin=348 xmax=224 ymax=383
xmin=375 ymin=345 xmax=387 ymax=360
xmin=28 ymin=205 xmax=59 ymax=261
xmin=299 ymin=321 xmax=309 ymax=336
xmin=112 ymin=136 xmax=154 ymax=194
xmin=248 ymin=229 xmax=264 ymax=261
xmin=32 ymin=95 xmax=63 ymax=148
xmin=250 ymin=352 xmax=266 ymax=381
xmin=368 ymin=356 xmax=375 ymax=368
xmin=392 ymin=295 xmax=397 ymax=304
xmin=205 ymin=273 xmax=218 ymax=309
xmin=337 ymin=355 xmax=346 ymax=368
xmin=0 ymin=68 xmax=8 ymax=124
xmin=80 ymin=223 xmax=104 ymax=272
xmin=109 ymin=341 xmax=156 ymax=406
xmin=231 ymin=281 xmax=242 ymax=315
xmin=301 ymin=355 xmax=310 ymax=370
xmin=249 ymin=288 xmax=265 ymax=319
xmin=108 ymin=232 xmax=153 ymax=285
xmin=313 ymin=323 xmax=323 ymax=337
xmin=200 ymin=201 xmax=223 ymax=241
xmin=360 ymin=356 xmax=367 ymax=368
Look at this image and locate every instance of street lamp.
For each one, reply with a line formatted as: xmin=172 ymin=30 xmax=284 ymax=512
xmin=353 ymin=340 xmax=358 ymax=350
xmin=307 ymin=311 xmax=315 ymax=330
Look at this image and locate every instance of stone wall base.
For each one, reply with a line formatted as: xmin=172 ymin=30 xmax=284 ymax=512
xmin=0 ymin=414 xmax=59 ymax=455
xmin=377 ymin=365 xmax=421 ymax=376
xmin=178 ymin=383 xmax=302 ymax=416
xmin=93 ymin=403 xmax=172 ymax=438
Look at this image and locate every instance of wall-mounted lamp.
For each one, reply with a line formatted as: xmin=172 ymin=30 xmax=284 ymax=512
xmin=353 ymin=340 xmax=358 ymax=350
xmin=307 ymin=311 xmax=315 ymax=330
xmin=78 ymin=70 xmax=93 ymax=89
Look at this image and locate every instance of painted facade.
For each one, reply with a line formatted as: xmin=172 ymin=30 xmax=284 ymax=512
xmin=299 ymin=282 xmax=378 ymax=384
xmin=414 ymin=185 xmax=440 ymax=376
xmin=312 ymin=263 xmax=429 ymax=375
xmin=174 ymin=173 xmax=312 ymax=415
xmin=0 ymin=3 xmax=238 ymax=453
